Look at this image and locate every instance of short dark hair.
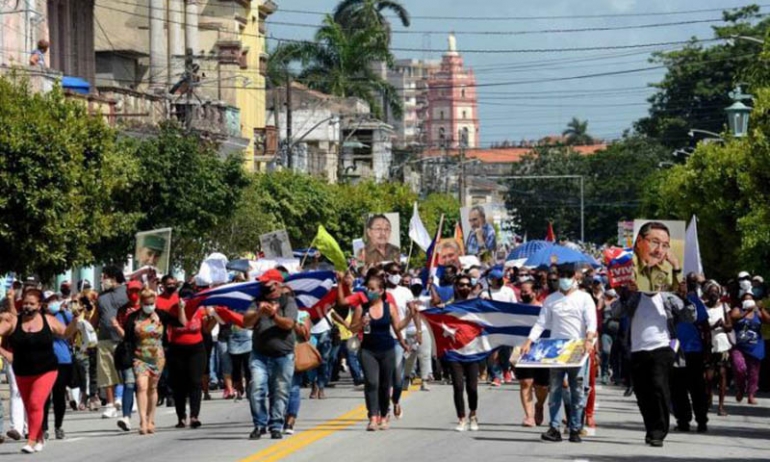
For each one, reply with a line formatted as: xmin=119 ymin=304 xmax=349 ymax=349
xmin=102 ymin=265 xmax=125 ymax=284
xmin=556 ymin=263 xmax=576 ymax=277
xmin=161 ymin=274 xmax=176 ymax=285
xmin=638 ymin=221 xmax=670 ymax=240
xmin=455 ymin=275 xmax=472 ymax=287
xmin=383 ymin=262 xmax=401 ymax=274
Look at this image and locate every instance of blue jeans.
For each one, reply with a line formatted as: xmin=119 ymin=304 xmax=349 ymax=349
xmin=249 ymin=352 xmax=294 ymax=431
xmin=341 ymin=341 xmax=364 ymax=384
xmin=391 ymin=343 xmax=406 ymax=404
xmin=217 ymin=341 xmax=232 ymax=376
xmin=307 ymin=331 xmax=332 ymax=389
xmin=548 ymin=367 xmax=584 ymax=432
xmin=120 ymin=368 xmax=135 ymax=419
xmin=286 ymin=372 xmax=303 ymax=418
xmin=489 ymin=346 xmax=513 ymax=381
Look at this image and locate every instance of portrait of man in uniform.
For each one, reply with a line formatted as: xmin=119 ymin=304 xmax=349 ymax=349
xmin=632 ymin=220 xmax=685 ymax=292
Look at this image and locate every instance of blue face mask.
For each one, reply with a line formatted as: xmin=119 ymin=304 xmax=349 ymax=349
xmin=366 ymin=290 xmax=381 ymax=303
xmin=558 ymin=278 xmax=575 ymax=292
xmin=48 ymin=301 xmax=62 ymax=314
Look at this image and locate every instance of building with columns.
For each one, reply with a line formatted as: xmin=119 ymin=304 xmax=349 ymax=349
xmin=425 ymin=33 xmax=480 ymax=150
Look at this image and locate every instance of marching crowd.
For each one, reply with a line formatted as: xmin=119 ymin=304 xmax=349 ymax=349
xmin=0 ymin=239 xmax=768 ymax=454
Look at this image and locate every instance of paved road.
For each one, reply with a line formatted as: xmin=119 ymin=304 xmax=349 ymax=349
xmin=1 ymin=377 xmax=768 ymax=462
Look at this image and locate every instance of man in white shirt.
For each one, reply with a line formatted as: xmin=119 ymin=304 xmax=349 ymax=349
xmin=608 ymin=283 xmax=695 ymax=448
xmin=521 ymin=264 xmax=597 ymax=443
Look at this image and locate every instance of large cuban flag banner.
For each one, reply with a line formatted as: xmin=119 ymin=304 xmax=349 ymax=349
xmin=421 ymin=299 xmax=544 ymax=362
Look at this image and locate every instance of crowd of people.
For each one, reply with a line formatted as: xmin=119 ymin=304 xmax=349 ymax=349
xmin=0 ymin=237 xmax=768 ymax=454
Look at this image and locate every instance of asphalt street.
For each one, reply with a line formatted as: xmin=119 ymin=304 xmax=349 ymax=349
xmin=1 ymin=377 xmax=768 ymax=462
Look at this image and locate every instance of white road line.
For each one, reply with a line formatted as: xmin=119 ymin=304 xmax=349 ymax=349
xmin=64 ymin=437 xmax=85 ymax=443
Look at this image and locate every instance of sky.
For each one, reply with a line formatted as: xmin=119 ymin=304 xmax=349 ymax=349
xmin=268 ymin=0 xmax=765 ymax=147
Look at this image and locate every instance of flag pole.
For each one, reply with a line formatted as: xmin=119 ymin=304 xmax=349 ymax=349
xmin=428 ymin=214 xmax=446 ymax=276
xmin=301 ymin=238 xmax=317 ymax=269
xmin=405 ymin=239 xmax=415 ymax=273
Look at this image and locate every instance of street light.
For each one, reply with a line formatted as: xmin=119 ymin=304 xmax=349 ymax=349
xmin=725 ymin=85 xmax=752 ymax=137
xmin=729 ymin=35 xmax=765 ymax=45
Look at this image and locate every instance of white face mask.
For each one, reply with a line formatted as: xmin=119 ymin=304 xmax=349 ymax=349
xmin=388 ymin=274 xmax=402 ymax=286
xmin=739 ymin=280 xmax=752 ymax=292
xmin=742 ymin=300 xmax=756 ymax=310
xmin=142 ymin=304 xmax=156 ymax=314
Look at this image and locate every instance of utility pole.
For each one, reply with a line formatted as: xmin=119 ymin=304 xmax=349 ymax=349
xmin=285 ymin=67 xmax=293 ymax=170
xmin=458 ymin=128 xmax=468 ymax=206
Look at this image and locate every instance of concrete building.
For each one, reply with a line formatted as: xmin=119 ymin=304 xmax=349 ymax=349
xmin=380 ymin=58 xmax=440 ymax=149
xmin=94 ymin=0 xmax=276 ymax=170
xmin=425 ymin=33 xmax=480 ymax=150
xmin=267 ymin=82 xmax=394 ymax=183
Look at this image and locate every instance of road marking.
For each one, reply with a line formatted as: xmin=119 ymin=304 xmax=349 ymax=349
xmin=64 ymin=437 xmax=85 ymax=443
xmin=239 ymin=389 xmax=412 ymax=462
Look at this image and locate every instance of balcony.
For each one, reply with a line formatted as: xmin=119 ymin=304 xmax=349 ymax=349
xmin=259 ymin=53 xmax=269 ymax=77
xmin=216 ymin=40 xmax=242 ymax=65
xmin=259 ymin=0 xmax=278 ymax=16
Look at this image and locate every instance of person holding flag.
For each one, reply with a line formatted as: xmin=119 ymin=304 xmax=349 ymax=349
xmin=521 ymin=263 xmax=597 ymax=443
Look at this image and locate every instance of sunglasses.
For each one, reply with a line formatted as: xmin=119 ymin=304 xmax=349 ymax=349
xmin=456 ymin=283 xmax=471 ymax=288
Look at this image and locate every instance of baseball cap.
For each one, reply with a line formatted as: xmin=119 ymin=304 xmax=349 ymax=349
xmin=753 ymin=275 xmax=765 ymax=284
xmin=127 ymin=280 xmax=142 ymax=291
xmin=738 ymin=271 xmax=751 ymax=279
xmin=24 ymin=275 xmax=40 ymax=286
xmin=488 ymin=268 xmax=504 ymax=280
xmin=43 ymin=290 xmax=55 ymax=301
xmin=258 ymin=269 xmax=285 ymax=284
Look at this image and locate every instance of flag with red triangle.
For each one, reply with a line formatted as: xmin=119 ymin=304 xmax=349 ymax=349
xmin=545 ymin=222 xmax=556 ymax=242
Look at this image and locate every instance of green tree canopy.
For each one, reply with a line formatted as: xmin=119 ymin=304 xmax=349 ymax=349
xmin=562 ymin=117 xmax=594 ymax=146
xmin=0 ymin=78 xmax=141 ymax=280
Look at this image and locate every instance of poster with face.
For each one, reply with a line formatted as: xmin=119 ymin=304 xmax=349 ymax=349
xmin=632 ymin=220 xmax=686 ymax=293
xmin=460 ymin=203 xmax=500 ymax=256
xmin=135 ymin=228 xmax=172 ymax=276
xmin=617 ymin=221 xmax=634 ymax=248
xmin=260 ymin=230 xmax=293 ymax=259
xmin=360 ymin=213 xmax=400 ymax=266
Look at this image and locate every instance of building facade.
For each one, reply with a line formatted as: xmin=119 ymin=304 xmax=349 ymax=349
xmin=382 ymin=58 xmax=440 ymax=149
xmin=94 ymin=0 xmax=276 ymax=170
xmin=425 ymin=34 xmax=480 ymax=150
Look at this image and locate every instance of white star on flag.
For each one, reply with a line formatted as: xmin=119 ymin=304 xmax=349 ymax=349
xmin=441 ymin=322 xmax=457 ymax=341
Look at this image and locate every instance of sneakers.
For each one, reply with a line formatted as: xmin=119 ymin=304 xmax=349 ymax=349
xmin=101 ymin=405 xmax=118 ymax=419
xmin=503 ymin=371 xmax=513 ymax=383
xmin=541 ymin=427 xmax=562 ymax=442
xmin=420 ymin=382 xmax=431 ymax=391
xmin=490 ymin=378 xmax=502 ymax=387
xmin=33 ymin=442 xmax=44 ymax=452
xmin=21 ymin=445 xmax=36 ymax=454
xmin=569 ymin=430 xmax=582 ymax=443
xmin=455 ymin=419 xmax=468 ymax=432
xmin=55 ymin=428 xmax=65 ymax=440
xmin=469 ymin=416 xmax=479 ymax=432
xmin=249 ymin=428 xmax=262 ymax=440
xmin=623 ymin=386 xmax=634 ymax=397
xmin=270 ymin=429 xmax=283 ymax=440
xmin=117 ymin=417 xmax=131 ymax=432
xmin=585 ymin=416 xmax=596 ymax=428
xmin=697 ymin=423 xmax=708 ymax=433
xmin=7 ymin=429 xmax=21 ymax=441
xmin=283 ymin=424 xmax=295 ymax=435
xmin=88 ymin=397 xmax=101 ymax=411
xmin=115 ymin=399 xmax=122 ymax=411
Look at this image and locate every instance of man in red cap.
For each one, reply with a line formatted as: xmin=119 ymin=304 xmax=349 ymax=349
xmin=244 ymin=269 xmax=297 ymax=440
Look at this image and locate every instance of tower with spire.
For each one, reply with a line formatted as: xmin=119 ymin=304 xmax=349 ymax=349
xmin=425 ymin=33 xmax=480 ymax=150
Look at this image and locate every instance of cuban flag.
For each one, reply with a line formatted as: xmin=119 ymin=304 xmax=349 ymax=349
xmin=285 ymin=271 xmax=337 ymax=320
xmin=184 ymin=281 xmax=263 ymax=314
xmin=422 ymin=298 xmax=544 ymax=362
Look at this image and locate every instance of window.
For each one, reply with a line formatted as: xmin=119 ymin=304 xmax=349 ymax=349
xmin=440 ymin=111 xmax=444 ymax=120
xmin=462 ymin=110 xmax=467 ymax=119
xmin=461 ymin=87 xmax=466 ymax=98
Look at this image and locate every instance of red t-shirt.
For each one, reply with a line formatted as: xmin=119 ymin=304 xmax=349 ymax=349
xmin=167 ymin=309 xmax=206 ymax=346
xmin=345 ymin=291 xmax=396 ymax=307
xmin=156 ymin=292 xmax=180 ymax=315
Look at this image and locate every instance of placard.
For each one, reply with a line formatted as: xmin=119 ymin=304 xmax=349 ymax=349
xmin=260 ymin=230 xmax=293 ymax=259
xmin=517 ymin=339 xmax=589 ymax=368
xmin=360 ymin=213 xmax=400 ymax=266
xmin=135 ymin=228 xmax=172 ymax=276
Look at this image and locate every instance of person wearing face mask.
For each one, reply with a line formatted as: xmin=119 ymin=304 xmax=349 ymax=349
xmin=481 ymin=268 xmax=517 ymax=387
xmin=521 ymin=264 xmax=597 ymax=443
xmin=42 ymin=292 xmax=75 ymax=440
xmin=115 ymin=289 xmax=187 ymax=435
xmin=669 ymin=273 xmax=711 ymax=433
xmin=703 ymin=281 xmax=732 ymax=416
xmin=383 ymin=262 xmax=419 ymax=418
xmin=338 ymin=273 xmax=409 ymax=431
xmin=737 ymin=271 xmax=753 ymax=298
xmin=515 ymin=280 xmax=549 ymax=427
xmin=0 ymin=289 xmax=79 ymax=453
xmin=112 ymin=281 xmax=142 ymax=431
xmin=729 ymin=293 xmax=770 ymax=405
xmin=90 ymin=266 xmax=130 ymax=420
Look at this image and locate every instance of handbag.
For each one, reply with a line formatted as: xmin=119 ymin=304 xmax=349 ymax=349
xmin=294 ymin=341 xmax=322 ymax=373
xmin=113 ymin=340 xmax=133 ymax=371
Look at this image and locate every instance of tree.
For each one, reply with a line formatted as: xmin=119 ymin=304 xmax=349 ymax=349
xmin=635 ymin=5 xmax=770 ymax=148
xmin=0 ymin=78 xmax=140 ymax=280
xmin=562 ymin=117 xmax=594 ymax=145
xmin=333 ymin=0 xmax=410 ymax=46
xmin=276 ymin=16 xmax=403 ymax=119
xmin=126 ymin=122 xmax=249 ymax=274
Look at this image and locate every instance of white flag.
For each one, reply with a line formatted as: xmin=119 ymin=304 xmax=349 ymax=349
xmin=684 ymin=215 xmax=703 ymax=276
xmin=408 ymin=202 xmax=432 ymax=252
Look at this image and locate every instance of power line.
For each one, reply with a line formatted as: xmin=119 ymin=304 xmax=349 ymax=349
xmin=274 ymin=4 xmax=769 ymax=21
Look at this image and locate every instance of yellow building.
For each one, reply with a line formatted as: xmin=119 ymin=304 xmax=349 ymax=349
xmin=94 ymin=0 xmax=277 ymax=170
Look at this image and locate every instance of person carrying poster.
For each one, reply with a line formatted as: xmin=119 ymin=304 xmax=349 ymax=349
xmin=633 ymin=221 xmax=682 ymax=293
xmin=362 ymin=214 xmax=401 ymax=267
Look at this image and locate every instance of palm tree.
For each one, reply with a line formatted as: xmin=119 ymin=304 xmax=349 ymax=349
xmin=333 ymin=0 xmax=410 ymax=30
xmin=275 ymin=16 xmax=403 ymax=120
xmin=562 ymin=117 xmax=594 ymax=145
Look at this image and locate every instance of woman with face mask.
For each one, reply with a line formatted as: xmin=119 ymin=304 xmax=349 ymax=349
xmin=703 ymin=281 xmax=732 ymax=416
xmin=0 ymin=289 xmax=79 ymax=453
xmin=42 ymin=293 xmax=75 ymax=441
xmin=338 ymin=273 xmax=409 ymax=431
xmin=112 ymin=281 xmax=142 ymax=431
xmin=115 ymin=289 xmax=187 ymax=434
xmin=729 ymin=293 xmax=770 ymax=405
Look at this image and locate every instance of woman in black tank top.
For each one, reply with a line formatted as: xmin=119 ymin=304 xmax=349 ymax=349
xmin=0 ymin=289 xmax=78 ymax=453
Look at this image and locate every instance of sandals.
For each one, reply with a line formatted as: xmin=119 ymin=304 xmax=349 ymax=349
xmin=366 ymin=420 xmax=378 ymax=432
xmin=379 ymin=416 xmax=390 ymax=430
